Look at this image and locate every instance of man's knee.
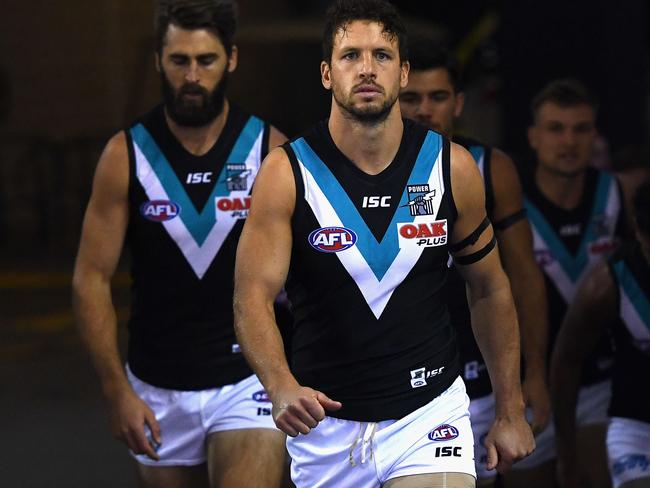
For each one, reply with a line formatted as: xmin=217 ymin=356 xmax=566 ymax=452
xmin=383 ymin=472 xmax=476 ymax=488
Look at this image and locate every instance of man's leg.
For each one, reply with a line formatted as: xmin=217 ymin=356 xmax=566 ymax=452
xmin=383 ymin=472 xmax=475 ymax=487
xmin=577 ymin=423 xmax=611 ymax=488
xmin=206 ymin=428 xmax=286 ymax=488
xmin=136 ymin=463 xmax=209 ymax=488
xmin=500 ymin=459 xmax=557 ymax=488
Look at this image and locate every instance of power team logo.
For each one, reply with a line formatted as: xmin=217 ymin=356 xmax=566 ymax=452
xmin=308 ymin=227 xmax=357 ymax=253
xmin=225 ymin=164 xmax=251 ymax=191
xmin=398 ymin=220 xmax=448 ymax=248
xmin=428 ymin=424 xmax=459 ymax=442
xmin=140 ymin=200 xmax=181 ymax=222
xmin=404 ymin=184 xmax=436 ymax=216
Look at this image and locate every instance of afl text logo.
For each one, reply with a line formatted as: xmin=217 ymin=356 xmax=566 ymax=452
xmin=428 ymin=424 xmax=459 ymax=442
xmin=140 ymin=200 xmax=181 ymax=222
xmin=308 ymin=227 xmax=357 ymax=253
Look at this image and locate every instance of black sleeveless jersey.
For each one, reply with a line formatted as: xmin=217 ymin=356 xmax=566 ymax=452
xmin=445 ymin=137 xmax=495 ymax=399
xmin=523 ymin=167 xmax=622 ymax=386
xmin=283 ymin=119 xmax=460 ymax=421
xmin=608 ymin=243 xmax=650 ymax=423
xmin=124 ymin=103 xmax=269 ymax=390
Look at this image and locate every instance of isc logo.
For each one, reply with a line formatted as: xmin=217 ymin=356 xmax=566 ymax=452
xmin=397 ymin=220 xmax=447 ymax=248
xmin=362 ymin=196 xmax=391 ymax=208
xmin=308 ymin=227 xmax=357 ymax=253
xmin=428 ymin=424 xmax=459 ymax=442
xmin=186 ymin=172 xmax=213 ymax=184
xmin=140 ymin=200 xmax=181 ymax=222
xmin=434 ymin=446 xmax=462 ymax=457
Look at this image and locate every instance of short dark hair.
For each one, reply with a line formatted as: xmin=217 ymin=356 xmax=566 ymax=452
xmin=322 ymin=0 xmax=408 ymax=64
xmin=154 ymin=0 xmax=238 ymax=55
xmin=633 ymin=179 xmax=650 ymax=236
xmin=531 ymin=78 xmax=598 ymax=120
xmin=408 ymin=38 xmax=462 ymax=92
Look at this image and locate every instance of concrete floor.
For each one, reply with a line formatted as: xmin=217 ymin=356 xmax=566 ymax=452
xmin=1 ymin=267 xmax=137 ymax=487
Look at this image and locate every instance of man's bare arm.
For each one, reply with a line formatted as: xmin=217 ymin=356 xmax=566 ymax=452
xmin=450 ymin=143 xmax=534 ymax=472
xmin=491 ymin=148 xmax=550 ymax=434
xmin=550 ymin=262 xmax=615 ymax=488
xmin=268 ymin=126 xmax=288 ymax=150
xmin=234 ymin=148 xmax=340 ymax=437
xmin=72 ymin=133 xmax=160 ymax=460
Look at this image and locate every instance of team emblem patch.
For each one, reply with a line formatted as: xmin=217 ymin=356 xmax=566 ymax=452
xmin=404 ymin=184 xmax=436 ymax=216
xmin=308 ymin=227 xmax=357 ymax=253
xmin=225 ymin=164 xmax=251 ymax=191
xmin=428 ymin=424 xmax=459 ymax=442
xmin=397 ymin=220 xmax=447 ymax=248
xmin=140 ymin=200 xmax=181 ymax=222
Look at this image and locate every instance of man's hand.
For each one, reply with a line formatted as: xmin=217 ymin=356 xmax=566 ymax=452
xmin=270 ymin=382 xmax=342 ymax=437
xmin=484 ymin=412 xmax=535 ymax=473
xmin=107 ymin=387 xmax=161 ymax=461
xmin=522 ymin=375 xmax=551 ymax=435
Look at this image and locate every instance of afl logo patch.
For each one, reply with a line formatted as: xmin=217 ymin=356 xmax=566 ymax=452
xmin=252 ymin=390 xmax=270 ymax=402
xmin=140 ymin=200 xmax=181 ymax=222
xmin=308 ymin=227 xmax=357 ymax=253
xmin=428 ymin=424 xmax=459 ymax=442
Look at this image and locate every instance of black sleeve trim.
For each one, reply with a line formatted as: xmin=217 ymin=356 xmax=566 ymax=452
xmin=454 ymin=235 xmax=497 ymax=266
xmin=493 ymin=208 xmax=527 ymax=231
xmin=449 ymin=217 xmax=490 ymax=252
xmin=483 ymin=146 xmax=495 ymax=218
xmin=281 ymin=142 xmax=304 ymax=226
xmin=261 ymin=122 xmax=271 ymax=160
xmin=442 ymin=137 xmax=458 ymax=222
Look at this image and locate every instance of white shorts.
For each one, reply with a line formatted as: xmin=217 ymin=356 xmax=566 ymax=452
xmin=513 ymin=379 xmax=611 ymax=470
xmin=126 ymin=366 xmax=277 ymax=466
xmin=607 ymin=417 xmax=650 ymax=488
xmin=286 ymin=376 xmax=475 ymax=488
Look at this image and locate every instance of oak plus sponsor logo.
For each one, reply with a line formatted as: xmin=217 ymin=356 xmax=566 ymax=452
xmin=409 ymin=365 xmax=445 ymax=388
xmin=216 ymin=196 xmax=251 ymax=220
xmin=534 ymin=249 xmax=555 ymax=267
xmin=398 ymin=220 xmax=447 ymax=248
xmin=308 ymin=227 xmax=357 ymax=253
xmin=428 ymin=424 xmax=459 ymax=442
xmin=140 ymin=200 xmax=181 ymax=222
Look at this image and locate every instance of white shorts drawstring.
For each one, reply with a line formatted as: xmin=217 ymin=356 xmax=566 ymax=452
xmin=348 ymin=422 xmax=378 ymax=466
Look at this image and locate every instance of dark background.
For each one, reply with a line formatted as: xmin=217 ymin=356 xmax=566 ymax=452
xmin=0 ymin=1 xmax=647 ymax=486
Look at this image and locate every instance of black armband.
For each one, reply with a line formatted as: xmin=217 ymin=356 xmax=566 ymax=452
xmin=454 ymin=235 xmax=497 ymax=265
xmin=449 ymin=217 xmax=491 ymax=253
xmin=493 ymin=209 xmax=527 ymax=231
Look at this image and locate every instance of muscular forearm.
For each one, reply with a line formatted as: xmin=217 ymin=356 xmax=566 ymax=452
xmin=234 ymin=292 xmax=297 ymax=398
xmin=72 ymin=273 xmax=129 ymax=397
xmin=469 ymin=277 xmax=524 ymax=414
xmin=550 ymin=350 xmax=582 ymax=457
xmin=508 ymin=262 xmax=548 ymax=379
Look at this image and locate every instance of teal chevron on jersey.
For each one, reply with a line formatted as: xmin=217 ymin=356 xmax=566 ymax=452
xmin=614 ymin=261 xmax=650 ymax=333
xmin=525 ymin=172 xmax=616 ymax=282
xmin=130 ymin=116 xmax=264 ymax=246
xmin=291 ymin=131 xmax=443 ymax=281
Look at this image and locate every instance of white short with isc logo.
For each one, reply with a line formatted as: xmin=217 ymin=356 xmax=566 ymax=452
xmin=126 ymin=365 xmax=277 ymax=466
xmin=607 ymin=417 xmax=650 ymax=488
xmin=286 ymin=376 xmax=475 ymax=488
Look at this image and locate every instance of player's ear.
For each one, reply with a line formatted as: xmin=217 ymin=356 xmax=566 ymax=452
xmin=454 ymin=92 xmax=465 ymax=118
xmin=155 ymin=52 xmax=161 ymax=73
xmin=528 ymin=125 xmax=538 ymax=149
xmin=400 ymin=60 xmax=410 ymax=88
xmin=228 ymin=45 xmax=238 ymax=73
xmin=321 ymin=61 xmax=332 ymax=90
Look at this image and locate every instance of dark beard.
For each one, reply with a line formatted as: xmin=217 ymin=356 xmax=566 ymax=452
xmin=160 ymin=69 xmax=228 ymax=127
xmin=333 ymin=88 xmax=396 ymax=126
